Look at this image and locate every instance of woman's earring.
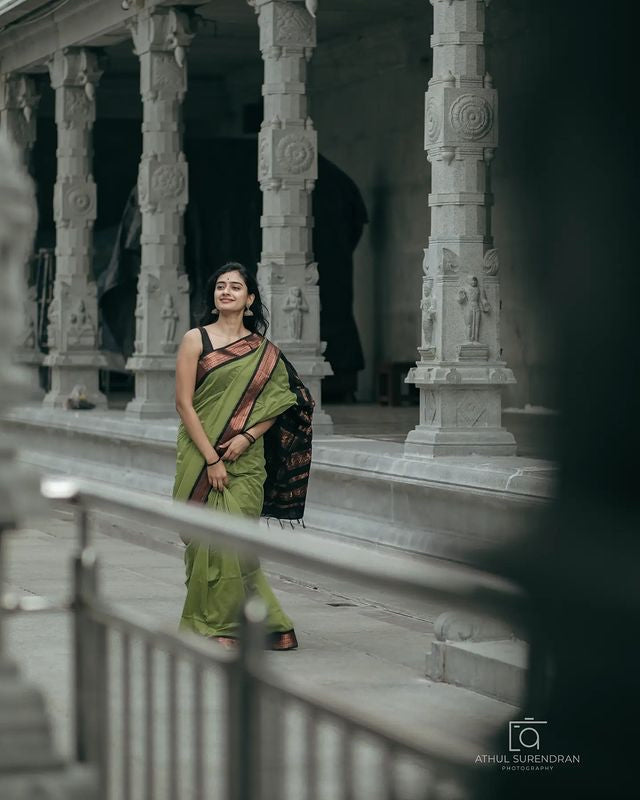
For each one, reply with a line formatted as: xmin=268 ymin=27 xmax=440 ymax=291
xmin=244 ymin=305 xmax=254 ymax=317
xmin=211 ymin=307 xmax=219 ymax=316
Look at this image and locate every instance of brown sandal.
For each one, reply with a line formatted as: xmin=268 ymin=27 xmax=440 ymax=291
xmin=267 ymin=630 xmax=299 ymax=651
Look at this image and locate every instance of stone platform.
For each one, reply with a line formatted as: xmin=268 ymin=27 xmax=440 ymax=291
xmin=2 ymin=404 xmax=557 ymax=565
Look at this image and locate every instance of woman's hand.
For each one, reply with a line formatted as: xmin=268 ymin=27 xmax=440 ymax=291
xmin=220 ymin=434 xmax=251 ymax=463
xmin=206 ymin=460 xmax=229 ymax=492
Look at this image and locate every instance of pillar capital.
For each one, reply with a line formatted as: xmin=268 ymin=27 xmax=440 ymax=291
xmin=0 ymin=73 xmax=40 ymax=124
xmin=0 ymin=73 xmax=40 ymax=159
xmin=251 ymin=0 xmax=317 ymax=54
xmin=129 ymin=6 xmax=195 ymax=56
xmin=48 ymin=47 xmax=103 ymax=93
xmin=128 ymin=6 xmax=194 ymax=104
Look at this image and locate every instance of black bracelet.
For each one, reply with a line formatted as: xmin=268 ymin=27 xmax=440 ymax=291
xmin=206 ymin=456 xmax=221 ymax=467
xmin=241 ymin=431 xmax=256 ymax=445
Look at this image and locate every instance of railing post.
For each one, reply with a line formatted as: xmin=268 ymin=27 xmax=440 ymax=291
xmin=227 ymin=597 xmax=267 ymax=800
xmin=73 ymin=507 xmax=99 ymax=765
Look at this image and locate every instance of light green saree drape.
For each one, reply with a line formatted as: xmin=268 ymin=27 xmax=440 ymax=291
xmin=173 ymin=334 xmax=297 ymax=638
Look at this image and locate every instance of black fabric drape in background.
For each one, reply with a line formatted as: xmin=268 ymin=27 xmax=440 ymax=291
xmin=99 ymin=138 xmax=367 ymax=397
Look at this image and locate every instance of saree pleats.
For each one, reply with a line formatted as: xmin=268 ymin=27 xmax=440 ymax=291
xmin=174 ymin=336 xmax=299 ymax=638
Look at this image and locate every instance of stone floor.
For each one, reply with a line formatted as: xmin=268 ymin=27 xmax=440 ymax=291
xmin=4 ymin=510 xmax=516 ymax=797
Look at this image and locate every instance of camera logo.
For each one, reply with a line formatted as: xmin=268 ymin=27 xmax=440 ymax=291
xmin=508 ymin=718 xmax=548 ymax=752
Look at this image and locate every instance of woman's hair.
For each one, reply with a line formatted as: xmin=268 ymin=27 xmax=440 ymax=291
xmin=199 ymin=262 xmax=269 ymax=336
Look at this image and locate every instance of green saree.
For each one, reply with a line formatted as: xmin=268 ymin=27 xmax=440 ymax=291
xmin=173 ymin=332 xmax=313 ymax=642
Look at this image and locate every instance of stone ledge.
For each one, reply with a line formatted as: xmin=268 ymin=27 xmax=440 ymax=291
xmin=2 ymin=406 xmax=556 ymax=562
xmin=426 ymin=639 xmax=527 ymax=706
xmin=313 ymin=435 xmax=556 ymax=499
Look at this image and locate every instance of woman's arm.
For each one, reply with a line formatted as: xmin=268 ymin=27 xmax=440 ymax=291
xmin=219 ymin=417 xmax=277 ymax=463
xmin=246 ymin=418 xmax=277 ymax=440
xmin=175 ymin=330 xmax=219 ymax=464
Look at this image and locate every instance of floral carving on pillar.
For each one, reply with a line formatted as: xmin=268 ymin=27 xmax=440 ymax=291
xmin=449 ymin=94 xmax=493 ymax=140
xmin=274 ymin=2 xmax=314 ymax=45
xmin=275 ymin=132 xmax=315 ymax=174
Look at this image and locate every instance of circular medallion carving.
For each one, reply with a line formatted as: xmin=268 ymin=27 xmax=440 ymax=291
xmin=151 ymin=165 xmax=185 ymax=197
xmin=449 ymin=94 xmax=493 ymax=140
xmin=68 ymin=188 xmax=91 ymax=213
xmin=425 ymin=98 xmax=441 ymax=143
xmin=275 ymin=133 xmax=314 ymax=174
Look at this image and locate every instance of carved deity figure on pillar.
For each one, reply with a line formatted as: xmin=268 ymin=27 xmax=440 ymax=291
xmin=134 ymin=290 xmax=144 ymax=351
xmin=161 ymin=293 xmax=179 ymax=352
xmin=283 ymin=286 xmax=309 ymax=341
xmin=67 ymin=299 xmax=95 ymax=348
xmin=420 ymin=278 xmax=436 ymax=348
xmin=458 ymin=276 xmax=490 ymax=342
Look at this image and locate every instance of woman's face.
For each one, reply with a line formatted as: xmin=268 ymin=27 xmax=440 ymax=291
xmin=214 ymin=270 xmax=254 ymax=314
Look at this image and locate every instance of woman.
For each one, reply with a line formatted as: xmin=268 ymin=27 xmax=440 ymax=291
xmin=173 ymin=262 xmax=313 ymax=649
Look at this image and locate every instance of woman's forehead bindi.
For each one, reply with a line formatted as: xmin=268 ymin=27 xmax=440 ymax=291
xmin=216 ymin=272 xmax=245 ymax=286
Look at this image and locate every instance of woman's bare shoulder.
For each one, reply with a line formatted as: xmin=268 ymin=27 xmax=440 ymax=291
xmin=180 ymin=327 xmax=203 ymax=353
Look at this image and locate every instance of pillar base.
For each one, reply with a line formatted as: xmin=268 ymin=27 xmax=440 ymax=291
xmin=405 ymin=424 xmax=517 ymax=458
xmin=280 ymin=347 xmax=334 ymax=436
xmin=125 ymin=355 xmax=177 ymax=420
xmin=13 ymin=350 xmax=44 ymax=399
xmin=125 ymin=397 xmax=178 ymax=420
xmin=311 ymin=407 xmax=334 ymax=437
xmin=42 ymin=354 xmax=107 ymax=410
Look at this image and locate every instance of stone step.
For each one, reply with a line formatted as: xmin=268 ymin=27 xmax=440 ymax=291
xmin=426 ymin=637 xmax=528 ymax=706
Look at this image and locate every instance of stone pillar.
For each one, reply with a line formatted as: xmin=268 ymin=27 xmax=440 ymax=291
xmin=0 ymin=135 xmax=97 ymax=800
xmin=405 ymin=0 xmax=516 ymax=457
xmin=250 ymin=0 xmax=333 ymax=434
xmin=125 ymin=7 xmax=193 ymax=419
xmin=0 ymin=74 xmax=39 ymax=165
xmin=0 ymin=73 xmax=43 ymax=397
xmin=44 ymin=49 xmax=107 ymax=409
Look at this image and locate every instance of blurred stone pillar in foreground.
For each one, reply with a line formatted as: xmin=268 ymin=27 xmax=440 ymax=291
xmin=250 ymin=0 xmax=333 ymax=433
xmin=44 ymin=48 xmax=107 ymax=409
xmin=0 ymin=135 xmax=96 ymax=798
xmin=0 ymin=73 xmax=43 ymax=397
xmin=405 ymin=0 xmax=516 ymax=456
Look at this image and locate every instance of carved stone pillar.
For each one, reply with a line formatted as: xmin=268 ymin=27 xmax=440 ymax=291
xmin=125 ymin=7 xmax=192 ymax=419
xmin=0 ymin=74 xmax=39 ymax=165
xmin=405 ymin=0 xmax=516 ymax=456
xmin=43 ymin=49 xmax=107 ymax=409
xmin=0 ymin=73 xmax=43 ymax=397
xmin=250 ymin=0 xmax=333 ymax=434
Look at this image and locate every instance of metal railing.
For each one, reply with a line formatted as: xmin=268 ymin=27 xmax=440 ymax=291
xmin=7 ymin=476 xmax=528 ymax=800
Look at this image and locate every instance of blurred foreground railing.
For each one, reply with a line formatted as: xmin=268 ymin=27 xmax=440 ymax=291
xmin=6 ymin=477 xmax=529 ymax=800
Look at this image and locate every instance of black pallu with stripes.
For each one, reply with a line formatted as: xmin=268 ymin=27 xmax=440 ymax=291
xmin=262 ymin=354 xmax=314 ymax=521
